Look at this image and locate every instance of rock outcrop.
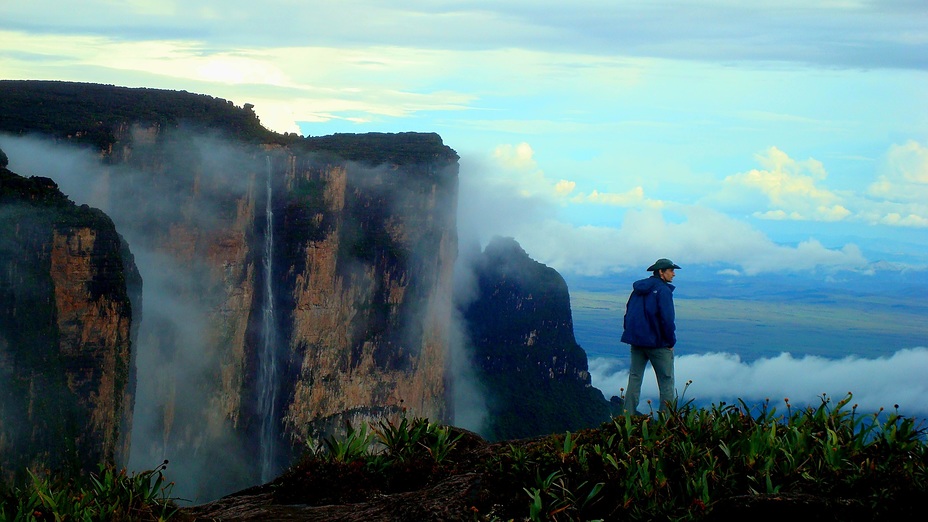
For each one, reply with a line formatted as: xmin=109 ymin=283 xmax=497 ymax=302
xmin=277 ymin=140 xmax=458 ymax=446
xmin=460 ymin=236 xmax=611 ymax=440
xmin=0 ymin=165 xmax=140 ymax=483
xmin=0 ymin=82 xmax=460 ymax=499
xmin=94 ymin=128 xmax=459 ymax=499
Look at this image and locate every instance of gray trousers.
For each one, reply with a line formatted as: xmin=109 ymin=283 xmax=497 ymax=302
xmin=623 ymin=345 xmax=675 ymax=414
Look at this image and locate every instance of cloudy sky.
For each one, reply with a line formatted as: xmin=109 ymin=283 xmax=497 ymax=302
xmin=3 ymin=0 xmax=928 ymax=276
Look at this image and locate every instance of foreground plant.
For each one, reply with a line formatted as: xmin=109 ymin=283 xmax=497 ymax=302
xmin=0 ymin=461 xmax=179 ymax=521
xmin=278 ymin=396 xmax=925 ymax=520
xmin=483 ymin=392 xmax=927 ymax=521
xmin=308 ymin=415 xmax=463 ymax=466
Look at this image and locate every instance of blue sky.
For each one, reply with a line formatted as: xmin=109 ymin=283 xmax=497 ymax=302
xmin=2 ymin=0 xmax=927 ymax=276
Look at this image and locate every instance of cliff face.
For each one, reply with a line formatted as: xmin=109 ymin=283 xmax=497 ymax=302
xmin=0 ymin=167 xmax=140 ymax=483
xmin=460 ymin=236 xmax=611 ymax=440
xmin=107 ymin=132 xmax=459 ymax=496
xmin=278 ymin=150 xmax=457 ymax=441
xmin=0 ymin=82 xmax=458 ymax=499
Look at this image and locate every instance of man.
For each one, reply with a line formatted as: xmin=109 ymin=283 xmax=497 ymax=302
xmin=620 ymin=258 xmax=680 ymax=414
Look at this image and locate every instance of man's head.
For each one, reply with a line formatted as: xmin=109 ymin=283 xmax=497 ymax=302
xmin=647 ymin=258 xmax=680 ymax=282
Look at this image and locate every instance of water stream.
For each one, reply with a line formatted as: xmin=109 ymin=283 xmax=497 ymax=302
xmin=257 ymin=156 xmax=279 ymax=482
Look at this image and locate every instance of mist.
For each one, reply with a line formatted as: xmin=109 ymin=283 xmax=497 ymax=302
xmin=589 ymin=347 xmax=928 ymax=421
xmin=3 ymin=131 xmax=477 ymax=499
xmin=6 ymin=129 xmax=921 ymax=500
xmin=455 ymin=150 xmax=928 ymax=427
xmin=1 ymin=132 xmax=259 ymax=501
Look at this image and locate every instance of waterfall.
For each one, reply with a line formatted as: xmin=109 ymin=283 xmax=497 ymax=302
xmin=258 ymin=156 xmax=279 ymax=483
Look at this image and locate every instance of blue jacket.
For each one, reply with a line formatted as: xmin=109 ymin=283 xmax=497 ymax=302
xmin=620 ymin=275 xmax=676 ymax=348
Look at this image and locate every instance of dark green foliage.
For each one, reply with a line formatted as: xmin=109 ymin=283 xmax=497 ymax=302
xmin=0 ymin=80 xmax=276 ymax=148
xmin=0 ymin=462 xmax=178 ymax=521
xmin=481 ymin=393 xmax=927 ymax=521
xmin=0 ymin=82 xmax=460 ymax=175
xmin=273 ymin=416 xmax=466 ymax=505
xmin=299 ymin=132 xmax=459 ymax=167
xmin=261 ymin=400 xmax=926 ymax=520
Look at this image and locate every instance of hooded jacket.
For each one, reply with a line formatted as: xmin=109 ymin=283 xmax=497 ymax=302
xmin=620 ymin=275 xmax=676 ymax=348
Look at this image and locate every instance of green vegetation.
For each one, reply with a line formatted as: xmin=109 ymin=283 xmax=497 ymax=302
xmin=308 ymin=416 xmax=463 ymax=467
xmin=270 ymin=416 xmax=465 ymax=505
xmin=480 ymin=391 xmax=926 ymax=520
xmin=0 ymin=82 xmax=460 ymax=171
xmin=0 ymin=462 xmax=179 ymax=521
xmin=0 ymin=80 xmax=276 ymax=147
xmin=270 ymin=394 xmax=925 ymax=520
xmin=299 ymin=132 xmax=458 ymax=167
xmin=4 ymin=397 xmax=923 ymax=519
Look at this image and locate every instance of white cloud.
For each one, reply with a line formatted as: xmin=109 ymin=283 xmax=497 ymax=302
xmin=590 ymin=347 xmax=928 ymax=419
xmin=493 ymin=142 xmax=538 ymax=171
xmin=716 ymin=143 xmax=928 ymax=229
xmin=862 ymin=140 xmax=928 ymax=219
xmin=516 ymin=207 xmax=867 ymax=276
xmin=488 ymin=142 xmax=582 ymax=202
xmin=571 ymin=187 xmax=665 ymax=209
xmin=460 ymin=143 xmax=872 ymax=276
xmin=888 ymin=140 xmax=928 ymax=184
xmin=724 ymin=146 xmax=850 ymax=223
xmin=0 ymin=30 xmax=479 ymax=134
xmin=457 ymin=156 xmax=870 ymax=275
xmin=554 ymin=179 xmax=577 ymax=196
xmin=839 ymin=140 xmax=928 ymax=228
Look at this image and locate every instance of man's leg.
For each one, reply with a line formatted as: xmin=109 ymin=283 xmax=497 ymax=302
xmin=649 ymin=347 xmax=676 ymax=410
xmin=623 ymin=345 xmax=648 ymax=414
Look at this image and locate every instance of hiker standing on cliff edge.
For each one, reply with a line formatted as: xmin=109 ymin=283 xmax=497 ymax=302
xmin=620 ymin=258 xmax=680 ymax=414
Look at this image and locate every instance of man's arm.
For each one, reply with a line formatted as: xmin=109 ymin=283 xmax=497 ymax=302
xmin=658 ymin=289 xmax=676 ymax=348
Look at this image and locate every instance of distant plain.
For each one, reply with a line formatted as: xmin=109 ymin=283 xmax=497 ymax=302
xmin=567 ymin=268 xmax=928 ymax=363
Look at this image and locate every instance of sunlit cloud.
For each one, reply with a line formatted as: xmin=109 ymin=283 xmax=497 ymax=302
xmin=554 ymin=179 xmax=577 ymax=196
xmin=459 ymin=150 xmax=870 ymax=276
xmin=510 ymin=208 xmax=867 ymax=276
xmin=0 ymin=30 xmax=478 ymax=134
xmin=571 ymin=187 xmax=665 ymax=209
xmin=866 ymin=140 xmax=928 ymax=204
xmin=487 ymin=142 xmax=583 ymax=202
xmin=723 ymin=146 xmax=850 ymax=222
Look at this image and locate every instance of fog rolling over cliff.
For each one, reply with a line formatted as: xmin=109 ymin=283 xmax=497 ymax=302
xmin=1 ymin=82 xmax=620 ymax=504
xmin=2 ymin=126 xmax=459 ymax=501
xmin=0 ymin=166 xmax=140 ymax=484
xmin=457 ymin=236 xmax=613 ymax=440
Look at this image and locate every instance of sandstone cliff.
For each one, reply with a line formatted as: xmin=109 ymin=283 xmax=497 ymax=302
xmin=1 ymin=82 xmax=461 ymax=499
xmin=0 ymin=166 xmax=140 ymax=483
xmin=88 ymin=126 xmax=458 ymax=498
xmin=460 ymin=236 xmax=611 ymax=440
xmin=276 ymin=139 xmax=458 ymax=446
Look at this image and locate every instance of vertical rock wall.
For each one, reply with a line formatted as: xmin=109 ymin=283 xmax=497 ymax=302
xmin=0 ymin=168 xmax=139 ymax=483
xmin=90 ymin=129 xmax=459 ymax=497
xmin=461 ymin=236 xmax=611 ymax=441
xmin=1 ymin=98 xmax=460 ymax=499
xmin=277 ymin=153 xmax=458 ymax=444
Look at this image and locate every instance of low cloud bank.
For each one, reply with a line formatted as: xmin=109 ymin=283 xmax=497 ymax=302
xmin=590 ymin=347 xmax=928 ymax=419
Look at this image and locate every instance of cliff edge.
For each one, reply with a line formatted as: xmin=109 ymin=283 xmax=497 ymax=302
xmin=0 ymin=163 xmax=140 ymax=483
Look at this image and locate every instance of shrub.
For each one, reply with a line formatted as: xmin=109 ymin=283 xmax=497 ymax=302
xmin=0 ymin=461 xmax=178 ymax=521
